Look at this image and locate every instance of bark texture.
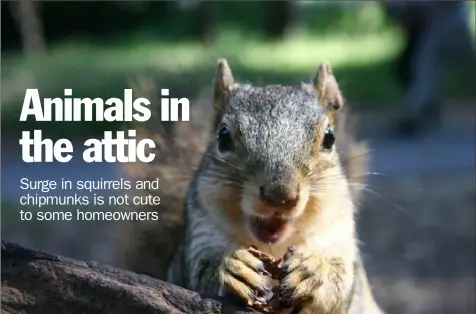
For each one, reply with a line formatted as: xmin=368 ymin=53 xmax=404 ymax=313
xmin=0 ymin=241 xmax=257 ymax=314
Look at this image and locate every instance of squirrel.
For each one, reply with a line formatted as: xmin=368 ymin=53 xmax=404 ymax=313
xmin=114 ymin=59 xmax=384 ymax=314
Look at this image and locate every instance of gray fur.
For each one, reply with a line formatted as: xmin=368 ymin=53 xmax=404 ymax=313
xmin=223 ymin=83 xmax=327 ymax=182
xmin=168 ymin=82 xmax=331 ymax=294
xmin=168 ymin=178 xmax=229 ymax=295
xmin=166 ymin=77 xmax=381 ymax=313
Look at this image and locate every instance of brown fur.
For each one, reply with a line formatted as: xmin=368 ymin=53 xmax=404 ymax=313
xmin=113 ymin=78 xmax=212 ymax=279
xmin=114 ymin=64 xmax=374 ymax=313
xmin=209 ymin=61 xmax=377 ymax=313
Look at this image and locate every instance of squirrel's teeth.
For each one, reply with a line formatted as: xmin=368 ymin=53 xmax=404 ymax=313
xmin=251 ymin=216 xmax=287 ymax=232
xmin=252 ymin=214 xmax=288 ymax=222
xmin=248 ymin=216 xmax=288 ymax=244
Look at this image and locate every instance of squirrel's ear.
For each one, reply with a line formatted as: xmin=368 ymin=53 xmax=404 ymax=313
xmin=213 ymin=58 xmax=236 ymax=113
xmin=313 ymin=62 xmax=344 ymax=111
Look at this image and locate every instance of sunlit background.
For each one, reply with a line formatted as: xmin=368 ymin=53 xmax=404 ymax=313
xmin=1 ymin=2 xmax=475 ymax=314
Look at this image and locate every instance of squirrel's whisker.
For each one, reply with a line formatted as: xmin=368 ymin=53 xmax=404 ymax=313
xmin=309 ymin=184 xmax=412 ymax=217
xmin=206 ymin=153 xmax=245 ymax=172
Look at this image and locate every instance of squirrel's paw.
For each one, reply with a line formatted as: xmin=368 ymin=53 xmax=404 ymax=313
xmin=218 ymin=248 xmax=273 ymax=306
xmin=279 ymin=248 xmax=347 ymax=312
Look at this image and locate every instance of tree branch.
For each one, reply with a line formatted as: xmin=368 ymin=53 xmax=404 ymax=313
xmin=1 ymin=241 xmax=257 ymax=314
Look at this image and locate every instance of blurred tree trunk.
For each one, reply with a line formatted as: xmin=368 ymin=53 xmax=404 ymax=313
xmin=192 ymin=0 xmax=217 ymax=44
xmin=10 ymin=0 xmax=46 ymax=56
xmin=264 ymin=1 xmax=296 ymax=39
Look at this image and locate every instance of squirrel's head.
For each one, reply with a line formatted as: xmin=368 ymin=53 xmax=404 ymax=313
xmin=198 ymin=59 xmax=350 ymax=246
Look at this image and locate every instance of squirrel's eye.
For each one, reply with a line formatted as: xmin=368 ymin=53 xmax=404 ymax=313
xmin=217 ymin=124 xmax=233 ymax=152
xmin=322 ymin=125 xmax=335 ymax=150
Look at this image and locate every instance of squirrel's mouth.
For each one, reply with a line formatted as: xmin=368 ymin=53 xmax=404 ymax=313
xmin=247 ymin=216 xmax=288 ymax=244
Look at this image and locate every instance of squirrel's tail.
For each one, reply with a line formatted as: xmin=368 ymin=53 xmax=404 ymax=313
xmin=112 ymin=81 xmax=369 ymax=278
xmin=112 ymin=79 xmax=213 ymax=279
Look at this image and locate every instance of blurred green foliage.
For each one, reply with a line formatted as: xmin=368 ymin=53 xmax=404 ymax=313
xmin=1 ymin=2 xmax=474 ymax=138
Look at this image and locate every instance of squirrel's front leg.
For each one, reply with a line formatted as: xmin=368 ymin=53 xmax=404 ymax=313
xmin=187 ymin=246 xmax=226 ymax=296
xmin=218 ymin=247 xmax=274 ymax=306
xmin=279 ymin=247 xmax=354 ymax=314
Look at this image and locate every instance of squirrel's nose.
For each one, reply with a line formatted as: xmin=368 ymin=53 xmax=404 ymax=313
xmin=259 ymin=185 xmax=299 ymax=209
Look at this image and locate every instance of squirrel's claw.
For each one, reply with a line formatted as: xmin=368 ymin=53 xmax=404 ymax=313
xmin=279 ymin=250 xmax=322 ymax=304
xmin=279 ymin=248 xmax=346 ymax=311
xmin=219 ymin=248 xmax=273 ymax=306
